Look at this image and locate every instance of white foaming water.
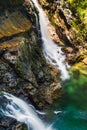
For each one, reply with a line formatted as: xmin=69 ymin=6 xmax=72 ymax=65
xmin=2 ymin=92 xmax=53 ymax=130
xmin=31 ymin=0 xmax=70 ymax=80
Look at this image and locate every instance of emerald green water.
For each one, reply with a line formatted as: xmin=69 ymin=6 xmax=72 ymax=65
xmin=52 ymin=72 xmax=87 ymax=130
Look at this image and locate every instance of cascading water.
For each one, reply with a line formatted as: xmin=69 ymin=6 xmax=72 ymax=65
xmin=31 ymin=0 xmax=70 ymax=80
xmin=1 ymin=92 xmax=53 ymax=130
xmin=0 ymin=1 xmax=71 ymax=130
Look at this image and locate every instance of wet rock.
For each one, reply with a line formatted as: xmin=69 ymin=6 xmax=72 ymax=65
xmin=0 ymin=122 xmax=9 ymax=129
xmin=66 ymin=53 xmax=76 ymax=64
xmin=82 ymin=58 xmax=87 ymax=65
xmin=23 ymin=83 xmax=37 ymax=96
xmin=0 ymin=117 xmax=16 ymax=130
xmin=45 ymin=82 xmax=62 ymax=104
xmin=63 ymin=47 xmax=73 ymax=53
xmin=4 ymin=52 xmax=17 ymax=64
xmin=63 ymin=8 xmax=73 ymax=23
xmin=0 ymin=117 xmax=27 ymax=130
xmin=12 ymin=123 xmax=27 ymax=130
xmin=4 ymin=72 xmax=17 ymax=87
xmin=0 ymin=62 xmax=17 ymax=88
xmin=38 ymin=71 xmax=44 ymax=79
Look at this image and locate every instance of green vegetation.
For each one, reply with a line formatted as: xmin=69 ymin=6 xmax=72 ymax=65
xmin=0 ymin=91 xmax=4 ymax=96
xmin=68 ymin=0 xmax=87 ymax=42
xmin=68 ymin=0 xmax=87 ymax=24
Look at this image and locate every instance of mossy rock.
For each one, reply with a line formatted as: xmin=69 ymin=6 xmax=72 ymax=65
xmin=0 ymin=10 xmax=31 ymax=39
xmin=70 ymin=62 xmax=87 ymax=76
xmin=0 ymin=0 xmax=23 ymax=11
xmin=0 ymin=91 xmax=4 ymax=96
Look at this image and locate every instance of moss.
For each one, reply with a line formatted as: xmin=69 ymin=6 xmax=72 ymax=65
xmin=70 ymin=62 xmax=87 ymax=76
xmin=73 ymin=22 xmax=87 ymax=43
xmin=68 ymin=0 xmax=87 ymax=39
xmin=0 ymin=0 xmax=23 ymax=11
xmin=0 ymin=91 xmax=4 ymax=96
xmin=74 ymin=55 xmax=85 ymax=63
xmin=16 ymin=60 xmax=24 ymax=78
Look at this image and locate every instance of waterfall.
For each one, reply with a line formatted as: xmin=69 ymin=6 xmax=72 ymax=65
xmin=31 ymin=0 xmax=70 ymax=80
xmin=1 ymin=92 xmax=53 ymax=130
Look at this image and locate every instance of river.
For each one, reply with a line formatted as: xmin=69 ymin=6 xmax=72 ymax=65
xmin=52 ymin=72 xmax=87 ymax=130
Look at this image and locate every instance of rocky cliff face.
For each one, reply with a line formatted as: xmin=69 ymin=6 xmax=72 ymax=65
xmin=0 ymin=0 xmax=87 ymax=129
xmin=38 ymin=0 xmax=87 ymax=76
xmin=0 ymin=0 xmax=87 ymax=105
xmin=0 ymin=0 xmax=23 ymax=11
xmin=0 ymin=0 xmax=63 ymax=128
xmin=0 ymin=0 xmax=62 ymax=108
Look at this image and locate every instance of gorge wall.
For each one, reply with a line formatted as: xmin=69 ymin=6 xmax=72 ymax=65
xmin=0 ymin=0 xmax=87 ymax=129
xmin=38 ymin=0 xmax=87 ymax=76
xmin=0 ymin=0 xmax=61 ymax=109
xmin=0 ymin=0 xmax=23 ymax=11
